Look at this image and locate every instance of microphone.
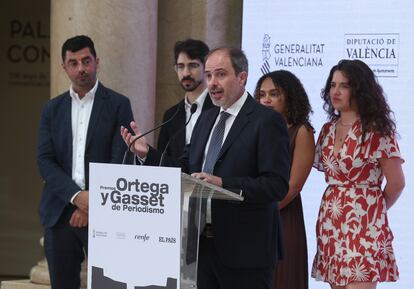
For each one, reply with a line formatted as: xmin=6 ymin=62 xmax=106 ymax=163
xmin=122 ymin=104 xmax=182 ymax=164
xmin=159 ymin=103 xmax=198 ymax=166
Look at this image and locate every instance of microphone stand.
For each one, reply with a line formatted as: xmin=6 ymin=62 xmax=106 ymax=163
xmin=159 ymin=103 xmax=198 ymax=166
xmin=121 ymin=104 xmax=182 ymax=164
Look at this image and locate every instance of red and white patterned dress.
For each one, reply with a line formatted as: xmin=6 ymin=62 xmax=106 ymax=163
xmin=311 ymin=120 xmax=403 ymax=285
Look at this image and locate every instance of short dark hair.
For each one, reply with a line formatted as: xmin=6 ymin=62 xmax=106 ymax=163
xmin=174 ymin=39 xmax=209 ymax=64
xmin=61 ymin=35 xmax=97 ymax=62
xmin=206 ymin=47 xmax=249 ymax=75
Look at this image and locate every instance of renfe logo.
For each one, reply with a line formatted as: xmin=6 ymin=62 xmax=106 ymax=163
xmin=134 ymin=234 xmax=150 ymax=242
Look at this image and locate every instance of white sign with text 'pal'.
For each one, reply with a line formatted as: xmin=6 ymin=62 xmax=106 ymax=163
xmin=88 ymin=163 xmax=181 ymax=289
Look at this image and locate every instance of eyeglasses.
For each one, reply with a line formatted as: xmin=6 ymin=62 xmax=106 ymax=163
xmin=174 ymin=62 xmax=201 ymax=72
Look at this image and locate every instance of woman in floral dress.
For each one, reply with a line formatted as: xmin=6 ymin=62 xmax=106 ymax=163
xmin=255 ymin=70 xmax=315 ymax=289
xmin=312 ymin=59 xmax=405 ymax=289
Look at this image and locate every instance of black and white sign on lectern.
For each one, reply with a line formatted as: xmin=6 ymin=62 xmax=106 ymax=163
xmin=88 ymin=163 xmax=243 ymax=289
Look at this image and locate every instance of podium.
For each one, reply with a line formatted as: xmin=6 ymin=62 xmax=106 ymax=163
xmin=180 ymin=173 xmax=243 ymax=288
xmin=88 ymin=163 xmax=243 ymax=289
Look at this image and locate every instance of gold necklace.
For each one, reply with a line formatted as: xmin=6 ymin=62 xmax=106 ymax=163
xmin=336 ymin=119 xmax=354 ymax=143
xmin=338 ymin=119 xmax=354 ymax=127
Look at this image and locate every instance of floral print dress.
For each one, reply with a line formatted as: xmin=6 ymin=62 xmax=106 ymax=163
xmin=311 ymin=120 xmax=402 ymax=285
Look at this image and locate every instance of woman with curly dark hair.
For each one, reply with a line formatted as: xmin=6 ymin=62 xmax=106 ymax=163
xmin=255 ymin=70 xmax=315 ymax=289
xmin=312 ymin=59 xmax=405 ymax=289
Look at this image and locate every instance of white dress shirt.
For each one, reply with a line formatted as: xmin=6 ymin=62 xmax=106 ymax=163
xmin=70 ymin=80 xmax=98 ymax=202
xmin=184 ymin=88 xmax=208 ymax=144
xmin=204 ymin=90 xmax=248 ymax=223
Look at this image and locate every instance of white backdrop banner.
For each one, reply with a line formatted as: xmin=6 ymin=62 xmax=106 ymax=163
xmin=88 ymin=163 xmax=181 ymax=289
xmin=242 ymin=1 xmax=414 ymax=288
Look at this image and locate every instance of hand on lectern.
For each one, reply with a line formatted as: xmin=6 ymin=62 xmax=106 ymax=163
xmin=191 ymin=172 xmax=223 ymax=187
xmin=121 ymin=121 xmax=149 ymax=159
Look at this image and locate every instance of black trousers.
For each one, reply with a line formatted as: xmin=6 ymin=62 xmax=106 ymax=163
xmin=197 ymin=236 xmax=273 ymax=289
xmin=44 ymin=206 xmax=88 ymax=289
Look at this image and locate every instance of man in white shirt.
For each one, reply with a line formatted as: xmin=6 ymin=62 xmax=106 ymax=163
xmin=37 ymin=35 xmax=134 ymax=289
xmin=157 ymin=39 xmax=214 ymax=160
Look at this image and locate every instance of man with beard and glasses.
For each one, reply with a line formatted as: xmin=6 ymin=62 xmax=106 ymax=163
xmin=157 ymin=39 xmax=214 ymax=159
xmin=37 ymin=35 xmax=134 ymax=289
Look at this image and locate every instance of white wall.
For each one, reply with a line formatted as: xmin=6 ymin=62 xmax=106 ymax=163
xmin=242 ymin=1 xmax=414 ymax=288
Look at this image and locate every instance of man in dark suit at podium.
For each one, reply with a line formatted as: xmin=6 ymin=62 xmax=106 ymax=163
xmin=121 ymin=47 xmax=290 ymax=289
xmin=157 ymin=39 xmax=214 ymax=159
xmin=37 ymin=35 xmax=134 ymax=289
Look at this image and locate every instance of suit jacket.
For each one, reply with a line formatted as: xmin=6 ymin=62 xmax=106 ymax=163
xmin=157 ymin=94 xmax=214 ymax=159
xmin=37 ymin=82 xmax=134 ymax=228
xmin=148 ymin=95 xmax=290 ymax=268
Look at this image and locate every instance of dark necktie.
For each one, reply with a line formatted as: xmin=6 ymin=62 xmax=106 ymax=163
xmin=203 ymin=111 xmax=231 ymax=173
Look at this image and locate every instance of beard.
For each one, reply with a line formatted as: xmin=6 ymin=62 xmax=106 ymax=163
xmin=75 ymin=71 xmax=95 ymax=88
xmin=180 ymin=77 xmax=203 ymax=92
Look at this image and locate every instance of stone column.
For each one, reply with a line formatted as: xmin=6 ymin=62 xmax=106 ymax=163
xmin=2 ymin=2 xmax=159 ymax=289
xmin=155 ymin=1 xmax=209 ymax=131
xmin=50 ymin=0 xmax=158 ymax=143
xmin=153 ymin=0 xmax=243 ymax=132
xmin=205 ymin=0 xmax=243 ymax=48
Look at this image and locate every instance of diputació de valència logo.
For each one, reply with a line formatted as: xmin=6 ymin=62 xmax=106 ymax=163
xmin=99 ymin=177 xmax=170 ymax=214
xmin=344 ymin=33 xmax=399 ymax=77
